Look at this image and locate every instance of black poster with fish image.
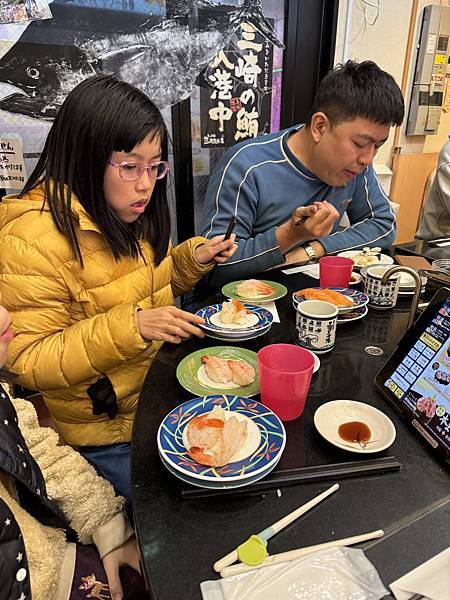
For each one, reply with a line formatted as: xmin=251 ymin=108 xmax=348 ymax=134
xmin=0 ymin=0 xmax=282 ymax=122
xmin=199 ymin=17 xmax=274 ymax=148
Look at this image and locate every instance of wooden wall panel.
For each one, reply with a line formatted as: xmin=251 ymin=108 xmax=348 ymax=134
xmin=390 ymin=152 xmax=438 ymax=243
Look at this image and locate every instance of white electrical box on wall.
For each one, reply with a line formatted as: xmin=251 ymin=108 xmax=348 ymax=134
xmin=407 ymin=4 xmax=450 ymax=136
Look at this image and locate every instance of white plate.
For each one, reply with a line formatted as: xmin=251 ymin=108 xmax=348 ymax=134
xmin=337 ymin=305 xmax=368 ymax=324
xmin=160 ymin=452 xmax=282 ymax=490
xmin=398 ymin=272 xmax=415 ymax=287
xmin=398 ymin=274 xmax=427 ymax=290
xmin=337 ymin=251 xmax=394 ymax=270
xmin=348 ymin=272 xmax=362 ymax=286
xmin=314 ymin=399 xmax=396 ymax=453
xmin=203 ymin=324 xmax=272 ymax=342
xmin=359 ymin=272 xmax=426 ymax=293
xmin=196 ymin=303 xmax=273 ymax=335
xmin=398 ymin=288 xmax=426 ymax=297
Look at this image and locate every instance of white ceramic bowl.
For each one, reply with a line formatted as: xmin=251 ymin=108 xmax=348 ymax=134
xmin=314 ymin=399 xmax=396 ymax=453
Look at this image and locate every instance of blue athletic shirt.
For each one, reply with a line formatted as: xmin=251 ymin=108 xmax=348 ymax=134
xmin=201 ymin=125 xmax=396 ymax=287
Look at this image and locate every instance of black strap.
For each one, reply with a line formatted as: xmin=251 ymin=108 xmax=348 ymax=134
xmin=87 ymin=376 xmax=118 ymax=420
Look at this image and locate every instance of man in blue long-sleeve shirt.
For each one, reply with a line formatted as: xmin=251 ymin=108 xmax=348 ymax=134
xmin=201 ymin=60 xmax=404 ymax=288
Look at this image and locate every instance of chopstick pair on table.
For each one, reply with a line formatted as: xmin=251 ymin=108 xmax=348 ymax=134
xmin=213 ymin=482 xmax=384 ymax=578
xmin=295 ymin=197 xmax=353 ymax=227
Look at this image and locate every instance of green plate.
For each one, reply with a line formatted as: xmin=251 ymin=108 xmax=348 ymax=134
xmin=176 ymin=346 xmax=259 ymax=397
xmin=221 ymin=280 xmax=287 ymax=303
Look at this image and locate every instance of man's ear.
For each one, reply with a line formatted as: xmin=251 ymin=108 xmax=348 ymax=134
xmin=310 ymin=112 xmax=331 ymax=143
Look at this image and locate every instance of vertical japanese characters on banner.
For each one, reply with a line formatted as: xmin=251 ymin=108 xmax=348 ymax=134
xmin=200 ymin=21 xmax=274 ymax=148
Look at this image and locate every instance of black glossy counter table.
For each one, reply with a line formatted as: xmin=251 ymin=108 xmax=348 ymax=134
xmin=131 ymin=270 xmax=450 ymax=600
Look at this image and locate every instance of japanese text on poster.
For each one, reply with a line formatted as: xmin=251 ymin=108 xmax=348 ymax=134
xmin=200 ymin=21 xmax=273 ymax=148
xmin=0 ymin=138 xmax=27 ymax=189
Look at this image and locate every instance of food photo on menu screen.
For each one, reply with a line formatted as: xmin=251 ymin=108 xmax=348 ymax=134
xmin=383 ymin=299 xmax=450 ymax=452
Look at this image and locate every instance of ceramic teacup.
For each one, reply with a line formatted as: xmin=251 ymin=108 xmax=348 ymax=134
xmin=362 ymin=264 xmax=401 ymax=310
xmin=295 ymin=300 xmax=338 ymax=354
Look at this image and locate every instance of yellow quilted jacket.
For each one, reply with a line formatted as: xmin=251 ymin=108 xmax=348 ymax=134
xmin=0 ymin=186 xmax=213 ymax=446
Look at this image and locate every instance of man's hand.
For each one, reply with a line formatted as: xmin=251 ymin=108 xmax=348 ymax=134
xmin=291 ymin=201 xmax=339 ymax=238
xmin=102 ymin=536 xmax=141 ymax=600
xmin=276 ymin=201 xmax=340 ymax=253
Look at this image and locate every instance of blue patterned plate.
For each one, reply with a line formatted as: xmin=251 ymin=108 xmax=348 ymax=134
xmin=157 ymin=395 xmax=286 ymax=483
xmin=337 ymin=304 xmax=368 ymax=324
xmin=160 ymin=452 xmax=283 ymax=489
xmin=195 ymin=303 xmax=273 ymax=334
xmin=293 ymin=287 xmax=369 ymax=313
xmin=201 ymin=325 xmax=272 ymax=342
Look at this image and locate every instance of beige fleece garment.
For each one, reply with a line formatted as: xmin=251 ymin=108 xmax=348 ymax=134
xmin=0 ymin=397 xmax=133 ymax=600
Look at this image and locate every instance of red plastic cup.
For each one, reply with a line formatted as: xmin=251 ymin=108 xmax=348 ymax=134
xmin=257 ymin=344 xmax=314 ymax=421
xmin=319 ymin=256 xmax=354 ymax=287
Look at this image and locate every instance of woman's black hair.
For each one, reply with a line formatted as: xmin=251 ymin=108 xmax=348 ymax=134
xmin=20 ymin=74 xmax=170 ymax=266
xmin=308 ymin=60 xmax=405 ymax=127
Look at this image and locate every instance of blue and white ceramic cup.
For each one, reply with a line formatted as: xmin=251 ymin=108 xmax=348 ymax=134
xmin=363 ymin=265 xmax=401 ymax=310
xmin=296 ymin=300 xmax=338 ymax=354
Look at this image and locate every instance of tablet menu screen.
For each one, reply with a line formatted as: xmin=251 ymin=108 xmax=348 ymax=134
xmin=383 ymin=298 xmax=450 ymax=452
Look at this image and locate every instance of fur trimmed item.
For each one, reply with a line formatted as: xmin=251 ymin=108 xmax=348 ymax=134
xmin=0 ymin=388 xmax=133 ymax=600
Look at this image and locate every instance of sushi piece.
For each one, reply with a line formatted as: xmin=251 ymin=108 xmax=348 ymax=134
xmin=295 ymin=288 xmax=355 ymax=307
xmin=186 ymin=406 xmax=225 ymax=454
xmin=186 ymin=406 xmax=248 ymax=467
xmin=219 ymin=299 xmax=251 ymax=325
xmin=352 ymin=247 xmax=382 ymax=267
xmin=236 ymin=279 xmax=275 ymax=298
xmin=227 ymin=359 xmax=255 ymax=385
xmin=201 ymin=355 xmax=232 ymax=384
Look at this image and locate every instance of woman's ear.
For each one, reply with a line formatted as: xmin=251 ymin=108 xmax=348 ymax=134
xmin=310 ymin=112 xmax=331 ymax=143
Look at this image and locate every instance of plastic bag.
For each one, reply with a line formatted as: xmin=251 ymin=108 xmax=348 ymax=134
xmin=201 ymin=547 xmax=388 ymax=600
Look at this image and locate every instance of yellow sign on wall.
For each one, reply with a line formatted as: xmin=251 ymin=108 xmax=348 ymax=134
xmin=434 ymin=53 xmax=447 ymax=65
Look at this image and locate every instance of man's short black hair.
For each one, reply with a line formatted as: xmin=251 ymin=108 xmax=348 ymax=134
xmin=308 ymin=60 xmax=404 ymax=126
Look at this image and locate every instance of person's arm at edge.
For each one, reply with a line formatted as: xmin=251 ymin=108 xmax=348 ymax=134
xmin=13 ymin=396 xmax=133 ymax=556
xmin=169 ymin=237 xmax=216 ymax=297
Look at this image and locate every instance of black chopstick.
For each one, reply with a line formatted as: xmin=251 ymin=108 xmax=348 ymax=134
xmin=178 ymin=456 xmax=402 ymax=498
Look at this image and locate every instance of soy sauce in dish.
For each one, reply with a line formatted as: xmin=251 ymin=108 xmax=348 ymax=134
xmin=338 ymin=421 xmax=371 ymax=447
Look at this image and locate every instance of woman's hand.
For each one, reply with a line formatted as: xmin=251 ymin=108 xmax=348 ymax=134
xmin=102 ymin=536 xmax=141 ymax=600
xmin=195 ymin=234 xmax=237 ymax=265
xmin=136 ymin=305 xmax=205 ymax=343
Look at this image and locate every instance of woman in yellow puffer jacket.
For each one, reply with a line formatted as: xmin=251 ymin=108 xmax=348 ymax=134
xmin=0 ymin=75 xmax=236 ymax=505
